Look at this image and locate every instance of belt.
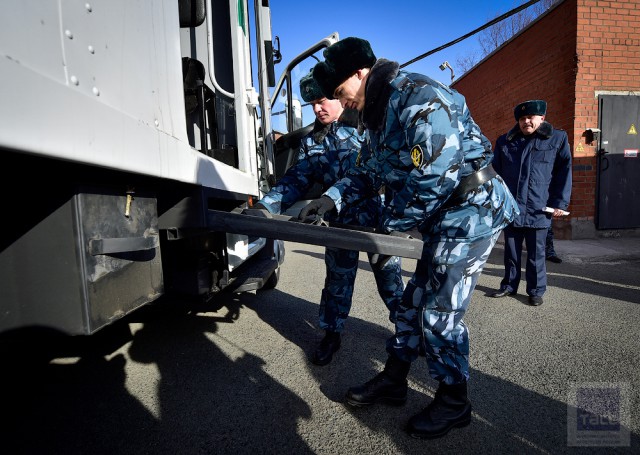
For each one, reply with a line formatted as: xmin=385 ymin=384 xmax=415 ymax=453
xmin=442 ymin=164 xmax=497 ymax=209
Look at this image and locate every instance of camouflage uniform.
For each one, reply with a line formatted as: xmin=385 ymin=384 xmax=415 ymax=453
xmin=260 ymin=117 xmax=404 ymax=332
xmin=323 ymin=59 xmax=519 ymax=384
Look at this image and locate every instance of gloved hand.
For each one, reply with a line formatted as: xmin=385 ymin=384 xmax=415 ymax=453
xmin=370 ymin=229 xmax=419 ymax=269
xmin=370 ymin=254 xmax=392 ymax=269
xmin=253 ymin=202 xmax=268 ymax=211
xmin=298 ymin=196 xmax=335 ymax=222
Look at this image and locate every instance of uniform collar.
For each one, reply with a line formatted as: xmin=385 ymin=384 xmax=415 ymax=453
xmin=311 ymin=107 xmax=361 ymax=143
xmin=506 ymin=121 xmax=554 ymax=141
xmin=362 ymin=58 xmax=399 ymax=132
xmin=312 ymin=119 xmax=332 ymax=143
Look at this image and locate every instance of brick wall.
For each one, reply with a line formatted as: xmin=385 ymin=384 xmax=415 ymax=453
xmin=453 ymin=1 xmax=577 ymax=148
xmin=453 ymin=0 xmax=640 ymax=238
xmin=573 ymin=0 xmax=640 ymax=233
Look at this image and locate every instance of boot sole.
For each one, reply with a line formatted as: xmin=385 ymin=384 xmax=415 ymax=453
xmin=407 ymin=416 xmax=471 ymax=439
xmin=346 ymin=396 xmax=407 ymax=407
xmin=310 ymin=355 xmax=333 ymax=366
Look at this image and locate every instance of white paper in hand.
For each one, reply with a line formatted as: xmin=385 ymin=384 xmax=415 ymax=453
xmin=543 ymin=207 xmax=570 ymax=215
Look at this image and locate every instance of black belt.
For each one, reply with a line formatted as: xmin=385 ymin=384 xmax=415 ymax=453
xmin=442 ymin=164 xmax=497 ymax=209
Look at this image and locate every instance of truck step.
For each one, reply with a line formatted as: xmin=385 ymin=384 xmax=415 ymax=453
xmin=226 ymin=257 xmax=279 ymax=293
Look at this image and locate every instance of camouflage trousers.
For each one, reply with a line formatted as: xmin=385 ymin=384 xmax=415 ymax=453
xmin=387 ymin=230 xmax=501 ymax=385
xmin=318 ymin=247 xmax=404 ymax=332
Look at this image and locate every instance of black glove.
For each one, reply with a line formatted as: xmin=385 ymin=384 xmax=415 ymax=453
xmin=298 ymin=196 xmax=335 ymax=221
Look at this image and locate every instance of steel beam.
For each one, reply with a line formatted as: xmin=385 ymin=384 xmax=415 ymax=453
xmin=207 ymin=209 xmax=423 ymax=259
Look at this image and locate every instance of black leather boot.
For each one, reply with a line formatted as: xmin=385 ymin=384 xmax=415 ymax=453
xmin=406 ymin=381 xmax=472 ymax=439
xmin=311 ymin=330 xmax=341 ymax=366
xmin=345 ymin=356 xmax=410 ymax=407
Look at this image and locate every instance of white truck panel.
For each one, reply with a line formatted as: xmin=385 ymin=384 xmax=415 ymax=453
xmin=0 ymin=0 xmax=260 ymax=196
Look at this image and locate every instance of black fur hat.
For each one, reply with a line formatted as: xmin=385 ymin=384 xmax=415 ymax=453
xmin=299 ymin=69 xmax=324 ymax=102
xmin=514 ymin=100 xmax=547 ymax=121
xmin=313 ymin=37 xmax=377 ymax=99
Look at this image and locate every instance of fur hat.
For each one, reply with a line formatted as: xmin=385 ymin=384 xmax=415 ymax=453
xmin=299 ymin=69 xmax=324 ymax=103
xmin=313 ymin=37 xmax=377 ymax=99
xmin=514 ymin=100 xmax=547 ymax=121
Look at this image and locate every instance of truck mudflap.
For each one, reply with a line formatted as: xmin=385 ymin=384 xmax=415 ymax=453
xmin=207 ymin=209 xmax=423 ymax=260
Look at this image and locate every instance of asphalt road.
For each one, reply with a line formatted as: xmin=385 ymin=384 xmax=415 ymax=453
xmin=2 ymin=240 xmax=639 ymax=454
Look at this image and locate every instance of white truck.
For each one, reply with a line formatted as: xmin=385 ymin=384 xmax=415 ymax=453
xmin=0 ymin=0 xmax=421 ymax=337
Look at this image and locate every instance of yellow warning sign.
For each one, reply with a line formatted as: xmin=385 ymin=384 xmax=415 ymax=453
xmin=573 ymin=142 xmax=587 ymax=157
xmin=628 ymin=124 xmax=637 ymax=135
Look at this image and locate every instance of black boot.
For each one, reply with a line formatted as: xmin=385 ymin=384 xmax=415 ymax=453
xmin=311 ymin=330 xmax=341 ymax=366
xmin=406 ymin=381 xmax=472 ymax=439
xmin=345 ymin=356 xmax=410 ymax=407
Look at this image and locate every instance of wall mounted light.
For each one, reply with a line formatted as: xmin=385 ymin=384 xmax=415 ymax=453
xmin=584 ymin=128 xmax=601 ymax=145
xmin=439 ymin=61 xmax=455 ymax=83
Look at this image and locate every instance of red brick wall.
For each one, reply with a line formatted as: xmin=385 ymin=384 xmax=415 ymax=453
xmin=454 ymin=1 xmax=577 ymax=147
xmin=453 ymin=0 xmax=640 ymax=237
xmin=573 ymin=0 xmax=640 ymax=223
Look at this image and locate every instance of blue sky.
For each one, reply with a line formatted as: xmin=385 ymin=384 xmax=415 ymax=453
xmin=269 ymin=0 xmax=531 ymax=85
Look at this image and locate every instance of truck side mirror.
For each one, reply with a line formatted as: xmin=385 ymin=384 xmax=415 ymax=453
xmin=264 ymin=38 xmax=280 ymax=87
xmin=178 ymin=0 xmax=205 ymax=28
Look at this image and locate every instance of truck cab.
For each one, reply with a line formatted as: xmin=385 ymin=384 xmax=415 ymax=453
xmin=0 ymin=0 xmax=337 ymax=336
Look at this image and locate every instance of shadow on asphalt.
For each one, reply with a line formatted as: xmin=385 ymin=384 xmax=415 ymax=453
xmin=478 ymin=246 xmax=640 ymax=305
xmin=292 ymin=247 xmax=640 ymax=306
xmin=247 ymin=287 xmax=639 ymax=454
xmin=1 ymin=272 xmax=637 ymax=454
xmin=0 ymin=296 xmax=315 ymax=455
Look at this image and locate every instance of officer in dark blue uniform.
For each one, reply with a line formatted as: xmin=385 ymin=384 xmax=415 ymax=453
xmin=491 ymin=100 xmax=572 ymax=306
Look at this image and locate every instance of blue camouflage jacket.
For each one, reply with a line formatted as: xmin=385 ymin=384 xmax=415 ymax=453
xmin=492 ymin=121 xmax=572 ymax=228
xmin=260 ymin=116 xmax=382 ymax=225
xmin=323 ymin=59 xmax=518 ymax=239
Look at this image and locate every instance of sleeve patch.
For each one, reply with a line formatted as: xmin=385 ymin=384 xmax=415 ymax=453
xmin=411 ymin=144 xmax=424 ymax=168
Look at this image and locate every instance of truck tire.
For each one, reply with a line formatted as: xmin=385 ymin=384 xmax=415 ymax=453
xmin=263 ymin=267 xmax=280 ymax=290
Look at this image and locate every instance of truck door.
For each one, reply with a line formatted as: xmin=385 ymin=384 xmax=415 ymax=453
xmin=269 ymin=34 xmax=338 ymax=186
xmin=596 ymin=95 xmax=640 ymax=229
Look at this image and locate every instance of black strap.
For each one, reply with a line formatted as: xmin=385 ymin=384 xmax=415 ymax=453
xmin=442 ymin=164 xmax=497 ymax=209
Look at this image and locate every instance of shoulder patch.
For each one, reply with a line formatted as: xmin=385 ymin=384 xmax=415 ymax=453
xmin=411 ymin=144 xmax=423 ymax=168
